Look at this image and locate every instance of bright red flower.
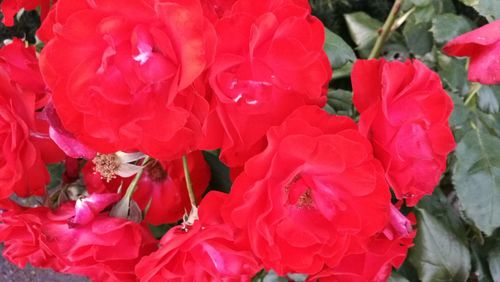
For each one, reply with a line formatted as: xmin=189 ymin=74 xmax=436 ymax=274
xmin=310 ymin=206 xmax=416 ymax=282
xmin=38 ymin=0 xmax=216 ymax=160
xmin=201 ymin=0 xmax=330 ymax=167
xmin=443 ymin=20 xmax=500 ymax=85
xmin=0 ymin=39 xmax=48 ymax=108
xmin=0 ymin=38 xmax=65 ymax=199
xmin=0 ymin=206 xmax=64 ymax=270
xmin=42 ymin=203 xmax=158 ymax=282
xmin=0 ymin=68 xmax=49 ymax=198
xmin=1 ymin=201 xmax=157 ymax=282
xmin=1 ymin=0 xmax=54 ymax=26
xmin=0 ymin=40 xmax=66 ymax=165
xmin=352 ymin=59 xmax=455 ymax=206
xmin=134 ymin=151 xmax=210 ymax=225
xmin=84 ymin=151 xmax=210 ymax=225
xmin=136 ymin=191 xmax=262 ymax=281
xmin=224 ymin=106 xmax=391 ymax=275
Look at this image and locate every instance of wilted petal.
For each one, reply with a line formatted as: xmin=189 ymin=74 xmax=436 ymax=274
xmin=44 ymin=103 xmax=96 ymax=159
xmin=69 ymin=193 xmax=121 ymax=227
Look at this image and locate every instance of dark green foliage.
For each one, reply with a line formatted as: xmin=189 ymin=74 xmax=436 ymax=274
xmin=307 ymin=1 xmax=500 ymax=281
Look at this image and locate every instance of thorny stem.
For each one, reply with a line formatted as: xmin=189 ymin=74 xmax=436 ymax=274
xmin=182 ymin=155 xmax=197 ymax=208
xmin=368 ymin=0 xmax=404 ymax=59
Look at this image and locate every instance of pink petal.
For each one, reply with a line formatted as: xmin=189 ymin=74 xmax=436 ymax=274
xmin=44 ymin=102 xmax=96 ymax=159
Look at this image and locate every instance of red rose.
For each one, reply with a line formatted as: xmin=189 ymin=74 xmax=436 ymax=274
xmin=84 ymin=151 xmax=210 ymax=225
xmin=41 ymin=203 xmax=158 ymax=282
xmin=352 ymin=59 xmax=455 ymax=206
xmin=310 ymin=205 xmax=416 ymax=282
xmin=443 ymin=20 xmax=500 ymax=85
xmin=1 ymin=200 xmax=158 ymax=282
xmin=0 ymin=68 xmax=50 ymax=198
xmin=1 ymin=0 xmax=54 ymax=26
xmin=134 ymin=151 xmax=210 ymax=224
xmin=223 ymin=106 xmax=391 ymax=275
xmin=38 ymin=0 xmax=216 ymax=160
xmin=136 ymin=191 xmax=262 ymax=281
xmin=0 ymin=39 xmax=48 ymax=108
xmin=201 ymin=0 xmax=330 ymax=167
xmin=0 ymin=40 xmax=65 ymax=164
xmin=0 ymin=206 xmax=64 ymax=270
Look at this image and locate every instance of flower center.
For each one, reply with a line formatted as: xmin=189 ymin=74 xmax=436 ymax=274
xmin=285 ymin=174 xmax=315 ymax=209
xmin=92 ymin=153 xmax=120 ymax=182
xmin=133 ymin=42 xmax=153 ymax=65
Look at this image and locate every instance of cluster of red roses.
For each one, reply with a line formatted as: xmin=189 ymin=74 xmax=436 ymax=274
xmin=2 ymin=0 xmax=495 ymax=281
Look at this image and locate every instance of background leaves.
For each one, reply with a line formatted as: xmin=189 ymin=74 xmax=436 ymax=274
xmin=453 ymin=125 xmax=500 ymax=236
xmin=311 ymin=0 xmax=500 ymax=281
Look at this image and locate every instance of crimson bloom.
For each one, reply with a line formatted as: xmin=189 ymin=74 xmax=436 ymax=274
xmin=310 ymin=205 xmax=416 ymax=282
xmin=84 ymin=151 xmax=210 ymax=225
xmin=136 ymin=191 xmax=262 ymax=281
xmin=0 ymin=40 xmax=66 ymax=163
xmin=43 ymin=203 xmax=157 ymax=282
xmin=0 ymin=68 xmax=49 ymax=198
xmin=224 ymin=106 xmax=391 ymax=275
xmin=38 ymin=0 xmax=216 ymax=160
xmin=352 ymin=59 xmax=455 ymax=206
xmin=0 ymin=39 xmax=48 ymax=108
xmin=201 ymin=0 xmax=330 ymax=167
xmin=0 ymin=39 xmax=64 ymax=199
xmin=133 ymin=151 xmax=210 ymax=224
xmin=0 ymin=206 xmax=64 ymax=270
xmin=1 ymin=199 xmax=158 ymax=282
xmin=443 ymin=20 xmax=500 ymax=85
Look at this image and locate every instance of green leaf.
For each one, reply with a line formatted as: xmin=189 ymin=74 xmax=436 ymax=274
xmin=325 ymin=89 xmax=354 ymax=117
xmin=344 ymin=12 xmax=382 ymax=57
xmin=388 ymin=271 xmax=410 ymax=282
xmin=431 ymin=14 xmax=473 ymax=45
xmin=408 ymin=208 xmax=471 ymax=282
xmin=203 ymin=151 xmax=231 ymax=193
xmin=476 ymin=111 xmax=500 ymax=138
xmin=324 ymin=28 xmax=356 ymax=69
xmin=412 ymin=4 xmax=436 ymax=24
xmin=459 ymin=0 xmax=500 ymax=22
xmin=148 ymin=224 xmax=174 ymax=240
xmin=403 ymin=21 xmax=433 ymax=55
xmin=437 ymin=52 xmax=468 ymax=94
xmin=410 ymin=0 xmax=432 ymax=7
xmin=381 ymin=43 xmax=410 ymax=61
xmin=416 ymin=189 xmax=468 ymax=241
xmin=47 ymin=163 xmax=65 ymax=190
xmin=478 ymin=85 xmax=500 ymax=114
xmin=471 ymin=244 xmax=494 ymax=282
xmin=452 ymin=126 xmax=500 ymax=235
xmin=449 ymin=92 xmax=470 ymax=129
xmin=332 ymin=62 xmax=353 ymax=80
xmin=489 ymin=244 xmax=500 ymax=281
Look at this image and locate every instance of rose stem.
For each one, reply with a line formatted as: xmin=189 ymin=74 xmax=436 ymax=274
xmin=124 ymin=156 xmax=151 ymax=200
xmin=368 ymin=0 xmax=404 ymax=59
xmin=182 ymin=155 xmax=197 ymax=208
